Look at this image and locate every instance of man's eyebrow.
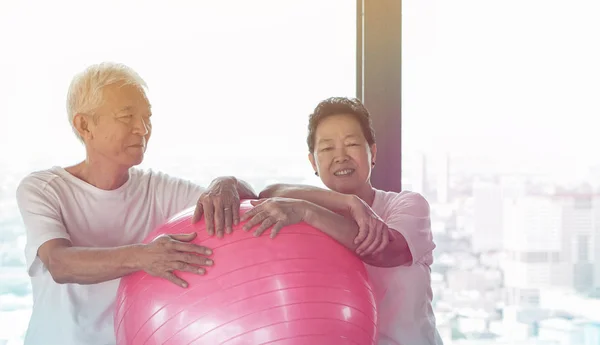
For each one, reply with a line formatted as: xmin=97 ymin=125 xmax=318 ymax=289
xmin=117 ymin=106 xmax=134 ymax=113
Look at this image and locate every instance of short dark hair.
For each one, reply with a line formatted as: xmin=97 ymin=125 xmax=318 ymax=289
xmin=307 ymin=97 xmax=376 ymax=153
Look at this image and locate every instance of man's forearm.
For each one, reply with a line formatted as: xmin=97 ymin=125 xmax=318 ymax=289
xmin=48 ymin=244 xmax=142 ymax=284
xmin=261 ymin=184 xmax=349 ymax=213
xmin=236 ymin=178 xmax=258 ymax=199
xmin=211 ymin=176 xmax=257 ymax=200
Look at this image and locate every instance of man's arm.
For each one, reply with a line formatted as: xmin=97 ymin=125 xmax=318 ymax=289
xmin=192 ymin=176 xmax=257 ymax=236
xmin=17 ymin=177 xmax=212 ymax=287
xmin=38 ymin=239 xmax=141 ymax=284
xmin=233 ymin=177 xmax=258 ymax=199
xmin=37 ymin=233 xmax=211 ymax=287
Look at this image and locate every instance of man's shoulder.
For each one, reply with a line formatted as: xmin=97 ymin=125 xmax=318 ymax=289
xmin=131 ymin=168 xmax=183 ymax=186
xmin=17 ymin=167 xmax=63 ymax=194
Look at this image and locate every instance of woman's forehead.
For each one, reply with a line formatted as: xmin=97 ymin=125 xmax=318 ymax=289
xmin=316 ymin=115 xmax=364 ymax=138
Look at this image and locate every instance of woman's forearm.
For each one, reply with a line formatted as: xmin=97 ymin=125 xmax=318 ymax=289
xmin=302 ymin=202 xmax=411 ymax=267
xmin=301 ymin=201 xmax=359 ymax=251
xmin=264 ymin=184 xmax=413 ymax=267
xmin=362 ymin=230 xmax=412 ymax=267
xmin=261 ymin=184 xmax=350 ymax=213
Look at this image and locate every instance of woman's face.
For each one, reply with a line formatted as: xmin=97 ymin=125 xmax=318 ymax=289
xmin=309 ymin=114 xmax=376 ymax=194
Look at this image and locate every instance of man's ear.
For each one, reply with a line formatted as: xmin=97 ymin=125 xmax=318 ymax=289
xmin=73 ymin=113 xmax=92 ymax=141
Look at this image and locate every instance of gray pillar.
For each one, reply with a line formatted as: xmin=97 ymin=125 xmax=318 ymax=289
xmin=357 ymin=0 xmax=402 ymax=192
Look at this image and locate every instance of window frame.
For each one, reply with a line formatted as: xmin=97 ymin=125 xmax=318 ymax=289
xmin=357 ymin=0 xmax=402 ymax=192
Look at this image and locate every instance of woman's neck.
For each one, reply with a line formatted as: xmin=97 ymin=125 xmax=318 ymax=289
xmin=354 ymin=184 xmax=376 ymax=207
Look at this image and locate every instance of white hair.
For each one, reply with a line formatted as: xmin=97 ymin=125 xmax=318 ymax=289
xmin=66 ymin=62 xmax=148 ymax=142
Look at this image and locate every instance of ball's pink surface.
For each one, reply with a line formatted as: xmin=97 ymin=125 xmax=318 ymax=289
xmin=114 ymin=200 xmax=377 ymax=345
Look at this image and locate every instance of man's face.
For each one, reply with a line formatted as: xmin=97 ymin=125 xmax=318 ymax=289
xmin=77 ymin=82 xmax=152 ymax=168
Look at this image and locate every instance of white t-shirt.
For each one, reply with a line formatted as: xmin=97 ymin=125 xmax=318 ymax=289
xmin=15 ymin=166 xmax=205 ymax=345
xmin=368 ymin=189 xmax=443 ymax=345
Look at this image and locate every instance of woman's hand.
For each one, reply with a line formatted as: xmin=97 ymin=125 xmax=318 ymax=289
xmin=346 ymin=195 xmax=390 ymax=256
xmin=192 ymin=177 xmax=241 ymax=237
xmin=240 ymin=198 xmax=307 ymax=238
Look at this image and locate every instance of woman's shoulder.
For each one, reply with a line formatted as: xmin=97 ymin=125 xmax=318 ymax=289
xmin=374 ymin=189 xmax=430 ymax=214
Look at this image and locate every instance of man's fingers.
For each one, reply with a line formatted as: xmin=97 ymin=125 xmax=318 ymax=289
xmin=169 ymin=232 xmax=197 ymax=242
xmin=176 ymin=253 xmax=214 ymax=267
xmin=233 ymin=200 xmax=241 ymax=226
xmin=171 ymin=260 xmax=207 ymax=274
xmin=214 ymin=204 xmax=225 ymax=238
xmin=192 ymin=203 xmax=203 ymax=224
xmin=163 ymin=271 xmax=189 ymax=288
xmin=172 ymin=241 xmax=213 ymax=256
xmin=203 ymin=202 xmax=215 ymax=235
xmin=253 ymin=218 xmax=275 ymax=237
xmin=224 ymin=207 xmax=233 ymax=234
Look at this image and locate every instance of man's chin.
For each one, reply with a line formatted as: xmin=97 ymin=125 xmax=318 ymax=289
xmin=126 ymin=154 xmax=145 ymax=167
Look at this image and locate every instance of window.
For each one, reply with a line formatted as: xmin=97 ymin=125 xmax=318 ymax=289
xmin=0 ymin=1 xmax=355 ymax=343
xmin=403 ymin=0 xmax=600 ymax=343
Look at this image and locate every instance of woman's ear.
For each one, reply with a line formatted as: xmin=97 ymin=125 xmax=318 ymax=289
xmin=308 ymin=152 xmax=318 ymax=176
xmin=370 ymin=143 xmax=377 ymax=166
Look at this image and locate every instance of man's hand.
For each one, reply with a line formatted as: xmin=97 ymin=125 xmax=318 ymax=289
xmin=138 ymin=232 xmax=213 ymax=288
xmin=240 ymin=198 xmax=307 ymax=238
xmin=192 ymin=177 xmax=241 ymax=237
xmin=346 ymin=195 xmax=390 ymax=257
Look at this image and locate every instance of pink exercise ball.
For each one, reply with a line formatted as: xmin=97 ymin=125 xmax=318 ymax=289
xmin=114 ymin=200 xmax=377 ymax=345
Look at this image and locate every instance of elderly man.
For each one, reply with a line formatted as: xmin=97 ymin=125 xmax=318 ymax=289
xmin=15 ymin=62 xmax=256 ymax=345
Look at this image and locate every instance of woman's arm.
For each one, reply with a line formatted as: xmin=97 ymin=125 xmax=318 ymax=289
xmin=260 ymin=183 xmax=351 ymax=214
xmin=242 ymin=196 xmax=411 ymax=268
xmin=260 ymin=183 xmax=422 ymax=268
xmin=301 ymin=200 xmax=361 ymax=250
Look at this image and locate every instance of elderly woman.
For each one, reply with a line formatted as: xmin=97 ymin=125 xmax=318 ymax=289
xmin=241 ymin=97 xmax=443 ymax=345
xmin=15 ymin=62 xmax=256 ymax=345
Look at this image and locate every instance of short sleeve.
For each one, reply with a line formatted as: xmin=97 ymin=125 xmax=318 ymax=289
xmin=16 ymin=176 xmax=71 ymax=277
xmin=384 ymin=192 xmax=436 ymax=265
xmin=152 ymin=171 xmax=206 ymax=220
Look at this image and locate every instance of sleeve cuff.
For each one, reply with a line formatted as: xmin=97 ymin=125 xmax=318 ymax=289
xmin=25 ymin=233 xmax=71 ymax=277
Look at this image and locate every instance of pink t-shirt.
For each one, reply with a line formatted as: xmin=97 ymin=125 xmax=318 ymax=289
xmin=367 ymin=189 xmax=443 ymax=345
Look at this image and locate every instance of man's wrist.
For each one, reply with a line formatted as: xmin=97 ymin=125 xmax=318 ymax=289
xmin=125 ymin=244 xmax=145 ymax=271
xmin=211 ymin=176 xmax=237 ymax=185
